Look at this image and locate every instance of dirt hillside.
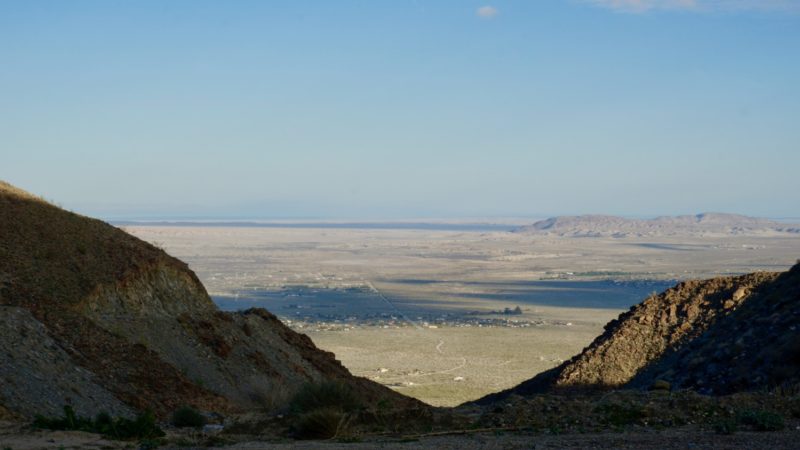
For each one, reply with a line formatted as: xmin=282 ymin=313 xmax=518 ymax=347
xmin=0 ymin=181 xmax=415 ymax=419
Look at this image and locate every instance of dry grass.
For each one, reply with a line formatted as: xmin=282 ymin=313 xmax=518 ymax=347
xmin=0 ymin=181 xmax=193 ymax=311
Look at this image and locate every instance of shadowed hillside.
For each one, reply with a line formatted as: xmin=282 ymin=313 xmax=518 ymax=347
xmin=476 ymin=263 xmax=800 ymax=404
xmin=0 ymin=181 xmax=416 ymax=419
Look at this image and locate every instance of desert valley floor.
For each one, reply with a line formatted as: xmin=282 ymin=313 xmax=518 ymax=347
xmin=126 ymin=224 xmax=800 ymax=406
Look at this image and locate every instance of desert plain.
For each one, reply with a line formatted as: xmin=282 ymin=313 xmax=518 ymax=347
xmin=125 ymin=223 xmax=800 ymax=406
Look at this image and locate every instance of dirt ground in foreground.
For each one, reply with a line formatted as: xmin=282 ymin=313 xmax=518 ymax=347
xmin=2 ymin=423 xmax=800 ymax=450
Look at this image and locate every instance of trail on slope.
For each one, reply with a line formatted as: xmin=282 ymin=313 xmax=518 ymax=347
xmin=365 ymin=280 xmax=468 ymax=380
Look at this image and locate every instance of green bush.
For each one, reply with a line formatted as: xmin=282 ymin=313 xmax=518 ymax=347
xmin=32 ymin=406 xmax=164 ymax=440
xmin=170 ymin=406 xmax=207 ymax=428
xmin=290 ymin=381 xmax=361 ymax=414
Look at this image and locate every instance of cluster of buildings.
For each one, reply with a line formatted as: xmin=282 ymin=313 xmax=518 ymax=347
xmin=280 ymin=311 xmax=573 ymax=333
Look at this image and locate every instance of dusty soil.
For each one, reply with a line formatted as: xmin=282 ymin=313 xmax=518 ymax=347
xmin=2 ymin=422 xmax=798 ymax=449
xmin=223 ymin=430 xmax=800 ymax=450
xmin=0 ymin=421 xmax=126 ymax=450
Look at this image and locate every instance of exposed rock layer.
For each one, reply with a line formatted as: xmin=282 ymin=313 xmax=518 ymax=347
xmin=0 ymin=306 xmax=134 ymax=419
xmin=0 ymin=181 xmax=414 ymax=418
xmin=477 ymin=264 xmax=800 ymax=404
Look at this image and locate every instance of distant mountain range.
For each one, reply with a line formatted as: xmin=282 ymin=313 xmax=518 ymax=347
xmin=514 ymin=213 xmax=800 ymax=237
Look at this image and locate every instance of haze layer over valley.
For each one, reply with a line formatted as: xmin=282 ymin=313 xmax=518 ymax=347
xmin=126 ymin=214 xmax=800 ymax=406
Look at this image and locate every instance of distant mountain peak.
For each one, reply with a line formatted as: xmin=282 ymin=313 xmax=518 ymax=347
xmin=514 ymin=213 xmax=797 ymax=237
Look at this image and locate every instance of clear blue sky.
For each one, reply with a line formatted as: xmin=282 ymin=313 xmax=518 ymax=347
xmin=2 ymin=1 xmax=799 ymax=219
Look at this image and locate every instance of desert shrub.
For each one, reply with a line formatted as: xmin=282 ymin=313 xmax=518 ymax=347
xmin=109 ymin=410 xmax=163 ymax=439
xmin=293 ymin=407 xmax=350 ymax=440
xmin=33 ymin=405 xmax=90 ymax=432
xmin=771 ymin=380 xmax=800 ymax=397
xmin=649 ymin=379 xmax=671 ymax=391
xmin=288 ymin=381 xmax=364 ymax=440
xmin=170 ymin=406 xmax=207 ymax=428
xmin=290 ymin=381 xmax=361 ymax=414
xmin=376 ymin=398 xmax=392 ymax=412
xmin=32 ymin=406 xmax=164 ymax=440
xmin=780 ymin=334 xmax=800 ymax=366
xmin=94 ymin=411 xmax=113 ymax=427
xmin=737 ymin=410 xmax=785 ymax=431
xmin=138 ymin=438 xmax=162 ymax=450
xmin=713 ymin=417 xmax=738 ymax=435
xmin=594 ymin=402 xmax=648 ymax=427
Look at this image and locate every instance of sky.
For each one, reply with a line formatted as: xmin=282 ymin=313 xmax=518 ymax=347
xmin=2 ymin=1 xmax=799 ymax=220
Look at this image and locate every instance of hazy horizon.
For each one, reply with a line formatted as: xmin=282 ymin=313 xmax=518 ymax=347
xmin=105 ymin=212 xmax=800 ymax=224
xmin=3 ymin=1 xmax=799 ymax=219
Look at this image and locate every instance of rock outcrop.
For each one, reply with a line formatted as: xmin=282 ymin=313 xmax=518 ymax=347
xmin=477 ymin=263 xmax=800 ymax=403
xmin=0 ymin=181 xmax=415 ymax=419
xmin=630 ymin=264 xmax=800 ymax=394
xmin=0 ymin=306 xmax=134 ymax=419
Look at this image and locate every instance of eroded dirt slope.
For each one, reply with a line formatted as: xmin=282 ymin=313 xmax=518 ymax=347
xmin=0 ymin=181 xmax=415 ymax=418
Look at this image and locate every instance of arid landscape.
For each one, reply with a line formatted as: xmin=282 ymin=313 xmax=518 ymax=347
xmin=125 ymin=221 xmax=800 ymax=406
xmin=3 ymin=183 xmax=800 ymax=449
xmin=4 ymin=2 xmax=800 ymax=447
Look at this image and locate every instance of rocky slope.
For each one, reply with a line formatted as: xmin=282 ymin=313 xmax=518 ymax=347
xmin=477 ymin=263 xmax=800 ymax=403
xmin=514 ymin=213 xmax=800 ymax=237
xmin=0 ymin=181 xmax=415 ymax=419
xmin=630 ymin=264 xmax=800 ymax=394
xmin=0 ymin=306 xmax=134 ymax=419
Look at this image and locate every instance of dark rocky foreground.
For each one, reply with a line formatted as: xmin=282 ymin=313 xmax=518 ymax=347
xmin=3 ymin=389 xmax=800 ymax=448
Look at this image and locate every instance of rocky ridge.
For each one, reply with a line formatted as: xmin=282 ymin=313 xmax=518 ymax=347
xmin=476 ymin=263 xmax=800 ymax=404
xmin=0 ymin=181 xmax=414 ymax=419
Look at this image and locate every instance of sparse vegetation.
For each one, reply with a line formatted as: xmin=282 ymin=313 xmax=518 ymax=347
xmin=137 ymin=438 xmax=162 ymax=450
xmin=170 ymin=406 xmax=206 ymax=428
xmin=289 ymin=381 xmax=363 ymax=439
xmin=290 ymin=381 xmax=362 ymax=414
xmin=738 ymin=409 xmax=785 ymax=431
xmin=476 ymin=390 xmax=800 ymax=437
xmin=32 ymin=406 xmax=164 ymax=440
xmin=292 ymin=407 xmax=351 ymax=440
xmin=713 ymin=417 xmax=738 ymax=435
xmin=594 ymin=402 xmax=649 ymax=427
